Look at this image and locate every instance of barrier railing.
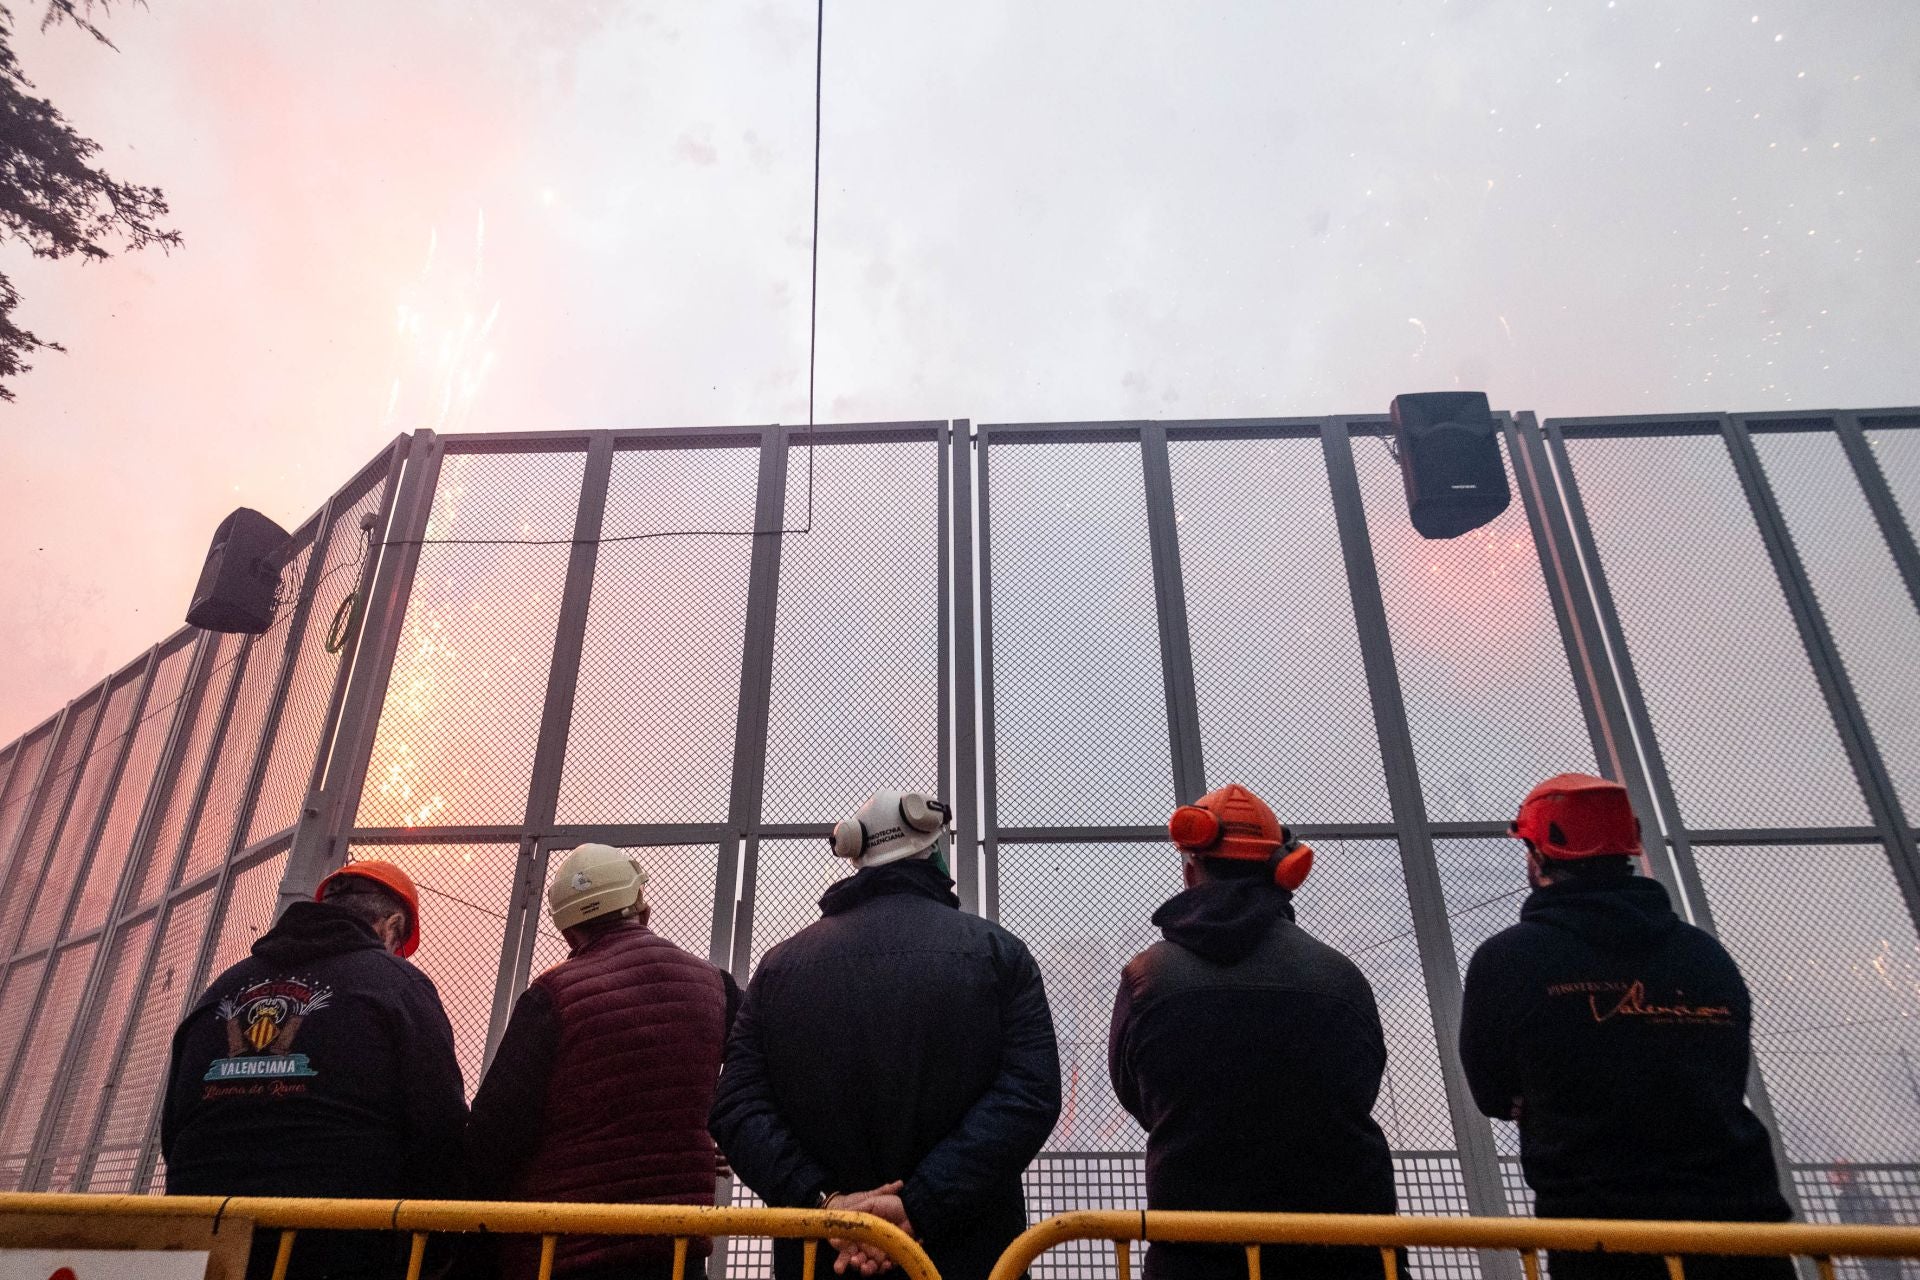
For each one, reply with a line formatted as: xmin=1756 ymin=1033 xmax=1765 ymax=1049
xmin=0 ymin=1193 xmax=936 ymax=1280
xmin=988 ymin=1212 xmax=1920 ymax=1280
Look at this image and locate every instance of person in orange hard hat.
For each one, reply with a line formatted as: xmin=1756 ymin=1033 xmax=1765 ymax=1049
xmin=1108 ymin=783 xmax=1398 ymax=1280
xmin=162 ymin=859 xmax=466 ymax=1279
xmin=1460 ymin=774 xmax=1793 ymax=1280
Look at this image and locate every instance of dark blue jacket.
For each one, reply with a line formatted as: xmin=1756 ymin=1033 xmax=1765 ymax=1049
xmin=709 ymin=860 xmax=1061 ymax=1280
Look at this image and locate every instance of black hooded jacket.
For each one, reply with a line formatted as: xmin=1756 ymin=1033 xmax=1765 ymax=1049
xmin=709 ymin=859 xmax=1061 ymax=1280
xmin=1459 ymin=874 xmax=1789 ymax=1222
xmin=1109 ymin=877 xmax=1396 ymax=1280
xmin=162 ymin=900 xmax=468 ymax=1203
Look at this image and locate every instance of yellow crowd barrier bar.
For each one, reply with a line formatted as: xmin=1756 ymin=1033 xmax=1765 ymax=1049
xmin=0 ymin=1193 xmax=936 ymax=1280
xmin=988 ymin=1211 xmax=1920 ymax=1280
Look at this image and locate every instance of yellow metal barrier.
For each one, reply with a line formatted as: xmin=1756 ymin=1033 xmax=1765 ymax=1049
xmin=988 ymin=1211 xmax=1920 ymax=1280
xmin=0 ymin=1193 xmax=936 ymax=1280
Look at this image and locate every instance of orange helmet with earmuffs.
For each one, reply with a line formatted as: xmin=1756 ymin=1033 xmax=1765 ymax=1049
xmin=1510 ymin=773 xmax=1642 ymax=861
xmin=1168 ymin=783 xmax=1314 ymax=891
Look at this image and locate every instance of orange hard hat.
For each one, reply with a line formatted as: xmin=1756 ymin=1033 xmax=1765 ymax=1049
xmin=1511 ymin=773 xmax=1642 ymax=862
xmin=1168 ymin=783 xmax=1314 ymax=891
xmin=315 ymin=860 xmax=421 ymax=957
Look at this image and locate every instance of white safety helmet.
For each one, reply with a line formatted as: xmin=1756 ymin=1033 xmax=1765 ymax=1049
xmin=548 ymin=843 xmax=648 ymax=932
xmin=830 ymin=790 xmax=951 ymax=869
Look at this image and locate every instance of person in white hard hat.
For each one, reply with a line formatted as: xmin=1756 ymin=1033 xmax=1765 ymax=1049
xmin=710 ymin=791 xmax=1060 ymax=1280
xmin=470 ymin=844 xmax=738 ymax=1280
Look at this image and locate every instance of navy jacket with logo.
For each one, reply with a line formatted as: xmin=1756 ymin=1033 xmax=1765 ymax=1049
xmin=1459 ymin=874 xmax=1789 ymax=1222
xmin=161 ymin=900 xmax=468 ymax=1203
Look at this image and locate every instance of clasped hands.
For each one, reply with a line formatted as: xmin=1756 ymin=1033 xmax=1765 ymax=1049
xmin=823 ymin=1181 xmax=915 ymax=1276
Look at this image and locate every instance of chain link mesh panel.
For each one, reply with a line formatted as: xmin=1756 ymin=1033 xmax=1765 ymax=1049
xmin=36 ymin=912 xmax=154 ymax=1191
xmin=986 ymin=440 xmax=1174 ymax=826
xmin=204 ymin=850 xmax=291 ymax=982
xmin=1694 ymin=844 xmax=1920 ymax=1170
xmin=358 ymin=450 xmax=585 ymax=828
xmin=997 ymin=842 xmax=1181 ymax=1151
xmin=744 ymin=839 xmax=850 ymax=978
xmin=1168 ymin=435 xmax=1391 ymax=820
xmin=1357 ymin=432 xmax=1595 ymax=823
xmin=558 ymin=446 xmax=758 ymax=824
xmin=1754 ymin=428 xmax=1920 ymax=820
xmin=0 ymin=938 xmax=99 ymax=1186
xmin=0 ymin=727 xmax=55 ymax=880
xmin=762 ymin=439 xmax=942 ymax=824
xmin=0 ymin=956 xmax=50 ymax=1121
xmin=247 ymin=472 xmax=391 ymax=846
xmin=0 ymin=696 xmax=101 ymax=958
xmin=530 ymin=845 xmax=720 ymax=981
xmin=68 ymin=638 xmax=196 ymax=936
xmin=351 ymin=842 xmax=518 ymax=1094
xmin=20 ymin=671 xmax=146 ymax=952
xmin=1561 ymin=432 xmax=1868 ymax=828
xmin=1865 ymin=420 xmax=1920 ymax=544
xmin=132 ymin=632 xmax=244 ymax=909
xmin=86 ymin=883 xmax=216 ymax=1192
xmin=1794 ymin=1163 xmax=1920 ymax=1250
xmin=180 ymin=539 xmax=316 ymax=883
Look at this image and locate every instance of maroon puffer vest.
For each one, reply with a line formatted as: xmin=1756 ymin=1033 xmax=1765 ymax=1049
xmin=508 ymin=920 xmax=730 ymax=1278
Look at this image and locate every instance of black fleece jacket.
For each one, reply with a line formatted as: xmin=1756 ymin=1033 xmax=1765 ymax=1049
xmin=1459 ymin=875 xmax=1789 ymax=1222
xmin=709 ymin=859 xmax=1061 ymax=1280
xmin=1109 ymin=877 xmax=1396 ymax=1280
xmin=162 ymin=900 xmax=468 ymax=1202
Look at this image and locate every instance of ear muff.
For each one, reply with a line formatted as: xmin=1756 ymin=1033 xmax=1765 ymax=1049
xmin=1270 ymin=835 xmax=1315 ymax=892
xmin=1168 ymin=804 xmax=1224 ymax=850
xmin=829 ymin=818 xmax=866 ymax=860
xmin=901 ymin=793 xmax=950 ymax=833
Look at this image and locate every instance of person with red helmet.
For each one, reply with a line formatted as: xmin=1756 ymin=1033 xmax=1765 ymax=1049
xmin=162 ymin=860 xmax=467 ymax=1279
xmin=1108 ymin=783 xmax=1398 ymax=1280
xmin=1460 ymin=774 xmax=1793 ymax=1280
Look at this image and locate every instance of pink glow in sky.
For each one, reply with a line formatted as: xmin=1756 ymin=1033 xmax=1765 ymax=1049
xmin=3 ymin=0 xmax=1918 ymax=739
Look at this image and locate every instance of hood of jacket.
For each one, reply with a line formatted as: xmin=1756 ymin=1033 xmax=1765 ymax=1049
xmin=1151 ymin=876 xmax=1296 ymax=964
xmin=819 ymin=857 xmax=961 ymax=916
xmin=1518 ymin=874 xmax=1681 ymax=954
xmin=252 ymin=899 xmax=389 ymax=966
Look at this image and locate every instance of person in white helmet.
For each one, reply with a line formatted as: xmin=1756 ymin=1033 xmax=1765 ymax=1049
xmin=470 ymin=845 xmax=738 ymax=1280
xmin=710 ymin=790 xmax=1060 ymax=1280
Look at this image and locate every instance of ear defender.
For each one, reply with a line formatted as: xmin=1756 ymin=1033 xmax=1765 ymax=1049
xmin=1168 ymin=804 xmax=1223 ymax=850
xmin=901 ymin=793 xmax=950 ymax=833
xmin=829 ymin=818 xmax=866 ymax=860
xmin=1271 ymin=836 xmax=1314 ymax=892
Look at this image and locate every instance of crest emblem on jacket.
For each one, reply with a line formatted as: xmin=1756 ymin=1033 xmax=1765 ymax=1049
xmin=204 ymin=978 xmax=332 ymax=1081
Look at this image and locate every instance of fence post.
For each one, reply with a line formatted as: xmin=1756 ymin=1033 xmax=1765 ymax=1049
xmin=1833 ymin=412 xmax=1920 ymax=617
xmin=952 ymin=421 xmax=982 ymax=914
xmin=1140 ymin=423 xmax=1208 ymax=805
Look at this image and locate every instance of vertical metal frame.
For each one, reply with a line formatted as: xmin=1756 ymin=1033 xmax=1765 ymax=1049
xmin=951 ymin=421 xmax=982 ymax=914
xmin=1722 ymin=415 xmax=1920 ymax=929
xmin=1833 ymin=412 xmax=1920 ymax=621
xmin=1321 ymin=417 xmax=1518 ymax=1261
xmin=0 ymin=704 xmax=80 ymax=961
xmin=1140 ymin=423 xmax=1208 ymax=804
xmin=938 ymin=424 xmax=953 ymax=863
xmin=973 ymin=426 xmax=1003 ymax=920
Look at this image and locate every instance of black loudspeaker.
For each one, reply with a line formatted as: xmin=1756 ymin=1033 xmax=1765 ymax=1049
xmin=186 ymin=508 xmax=293 ymax=634
xmin=1389 ymin=391 xmax=1511 ymax=539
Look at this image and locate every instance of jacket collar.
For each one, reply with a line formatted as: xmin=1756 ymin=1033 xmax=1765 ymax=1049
xmin=819 ymin=859 xmax=960 ymax=916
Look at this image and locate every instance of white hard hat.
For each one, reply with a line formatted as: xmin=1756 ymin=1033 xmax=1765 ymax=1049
xmin=548 ymin=844 xmax=648 ymax=932
xmin=829 ymin=791 xmax=951 ymax=868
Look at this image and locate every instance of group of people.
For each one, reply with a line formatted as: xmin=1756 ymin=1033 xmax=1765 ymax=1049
xmin=162 ymin=773 xmax=1799 ymax=1280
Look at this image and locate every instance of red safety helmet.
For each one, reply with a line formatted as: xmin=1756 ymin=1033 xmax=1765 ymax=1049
xmin=1511 ymin=773 xmax=1642 ymax=862
xmin=316 ymin=860 xmax=421 ymax=957
xmin=1168 ymin=783 xmax=1314 ymax=891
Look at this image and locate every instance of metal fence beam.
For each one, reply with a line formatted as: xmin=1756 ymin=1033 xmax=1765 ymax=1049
xmin=1141 ymin=423 xmax=1208 ymax=805
xmin=1833 ymin=412 xmax=1920 ymax=618
xmin=1320 ymin=418 xmax=1518 ymax=1268
xmin=951 ymin=421 xmax=982 ymax=914
xmin=974 ymin=428 xmax=1004 ymax=920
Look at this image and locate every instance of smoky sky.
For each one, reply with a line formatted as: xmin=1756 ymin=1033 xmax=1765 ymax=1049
xmin=2 ymin=0 xmax=1918 ymax=740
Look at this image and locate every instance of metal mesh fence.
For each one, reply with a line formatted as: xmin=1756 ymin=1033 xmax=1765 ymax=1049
xmin=246 ymin=470 xmax=391 ymax=846
xmin=0 ymin=956 xmax=51 ymax=1127
xmin=985 ymin=440 xmax=1174 ymax=826
xmin=762 ymin=438 xmax=943 ymax=824
xmin=180 ymin=539 xmax=316 ymax=883
xmin=1560 ymin=431 xmax=1868 ymax=829
xmin=132 ymin=632 xmax=244 ymax=910
xmin=1754 ymin=428 xmax=1920 ymax=819
xmin=357 ymin=449 xmax=585 ymax=829
xmin=1167 ymin=435 xmax=1391 ymax=820
xmin=205 ymin=850 xmax=291 ymax=981
xmin=0 ymin=727 xmax=54 ymax=880
xmin=18 ymin=671 xmax=145 ymax=952
xmin=744 ymin=839 xmax=850 ymax=978
xmin=558 ymin=446 xmax=759 ymax=824
xmin=1694 ymin=843 xmax=1920 ymax=1167
xmin=350 ymin=842 xmax=518 ymax=1094
xmin=68 ymin=638 xmax=196 ymax=936
xmin=86 ymin=885 xmax=217 ymax=1192
xmin=1866 ymin=420 xmax=1920 ymax=544
xmin=0 ymin=938 xmax=99 ymax=1187
xmin=0 ymin=696 xmax=101 ymax=958
xmin=1356 ymin=431 xmax=1595 ymax=823
xmin=36 ymin=912 xmax=154 ymax=1191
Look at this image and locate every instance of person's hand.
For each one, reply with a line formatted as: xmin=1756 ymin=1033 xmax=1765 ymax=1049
xmin=825 ymin=1182 xmax=912 ymax=1276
